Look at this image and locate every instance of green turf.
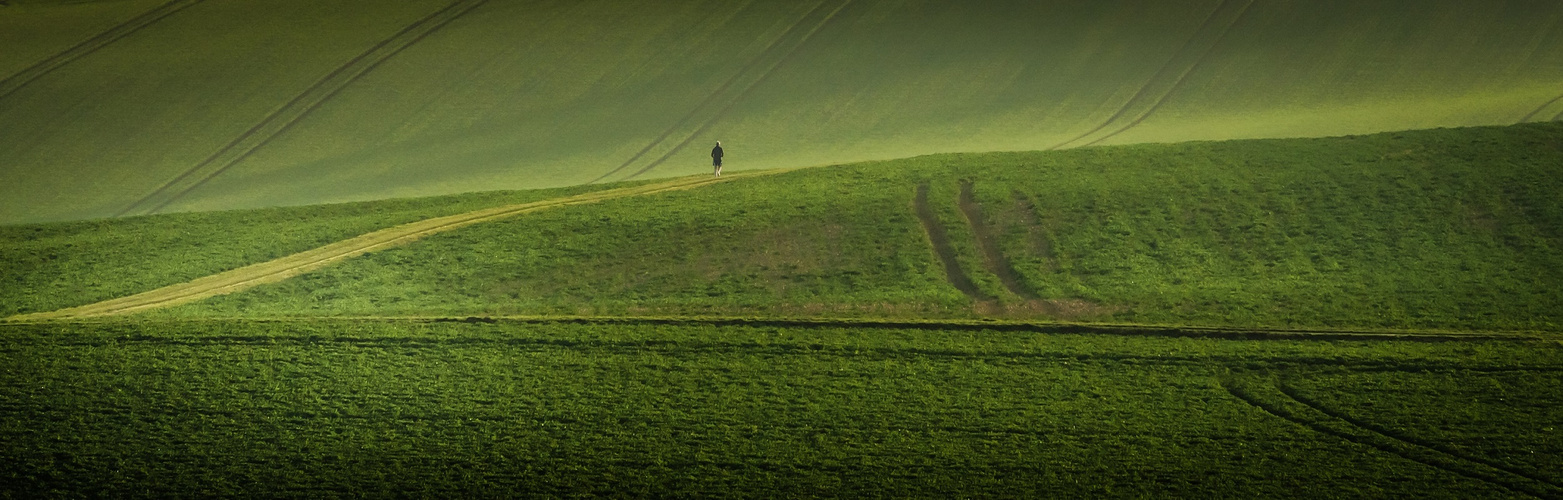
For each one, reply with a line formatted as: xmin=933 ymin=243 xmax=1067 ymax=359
xmin=126 ymin=123 xmax=1563 ymax=332
xmin=0 ymin=319 xmax=1557 ymax=497
xmin=0 ymin=182 xmax=631 ymax=317
xmin=3 ymin=0 xmax=1562 ymax=223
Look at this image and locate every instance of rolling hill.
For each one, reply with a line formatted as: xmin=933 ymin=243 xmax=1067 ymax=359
xmin=2 ymin=121 xmax=1561 ymax=496
xmin=6 ymin=122 xmax=1562 ymax=331
xmin=3 ymin=0 xmax=1562 ymax=223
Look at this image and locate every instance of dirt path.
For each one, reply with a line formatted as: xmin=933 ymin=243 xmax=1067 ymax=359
xmin=117 ymin=0 xmax=491 ymax=217
xmin=913 ymin=183 xmax=993 ymax=301
xmin=10 ymin=173 xmax=762 ymax=321
xmin=0 ymin=0 xmax=204 ymax=101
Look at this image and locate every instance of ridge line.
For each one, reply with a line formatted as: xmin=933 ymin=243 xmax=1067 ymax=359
xmin=619 ymin=0 xmax=856 ymax=182
xmin=11 ymin=172 xmax=769 ymax=321
xmin=1077 ymin=0 xmax=1255 ymax=147
xmin=586 ymin=0 xmax=838 ymax=185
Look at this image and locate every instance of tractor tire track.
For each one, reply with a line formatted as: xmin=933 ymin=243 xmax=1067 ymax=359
xmin=13 ymin=313 xmax=1548 ymax=343
xmin=1011 ymin=191 xmax=1058 ymax=273
xmin=914 ymin=183 xmax=993 ymax=302
xmin=1226 ymin=378 xmax=1562 ymax=499
xmin=617 ymin=0 xmax=855 ymax=182
xmin=10 ymin=173 xmax=770 ymax=321
xmin=586 ymin=0 xmax=844 ymax=184
xmin=1518 ymin=93 xmax=1563 ymax=123
xmin=1077 ymin=0 xmax=1254 ymax=148
xmin=1049 ymin=0 xmax=1253 ymax=150
xmin=958 ymin=181 xmax=1036 ymax=299
xmin=1278 ymin=383 xmax=1563 ymax=492
xmin=116 ymin=0 xmax=490 ymax=218
xmin=0 ymin=0 xmax=204 ymax=101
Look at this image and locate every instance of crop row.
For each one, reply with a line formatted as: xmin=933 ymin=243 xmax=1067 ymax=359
xmin=1 ymin=319 xmax=1558 ymax=496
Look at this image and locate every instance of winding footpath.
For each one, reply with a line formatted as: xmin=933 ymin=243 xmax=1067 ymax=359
xmin=10 ymin=173 xmax=763 ymax=321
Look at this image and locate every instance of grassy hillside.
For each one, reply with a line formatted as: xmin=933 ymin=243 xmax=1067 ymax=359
xmin=2 ymin=319 xmax=1558 ymax=496
xmin=0 ymin=182 xmax=629 ymax=317
xmin=3 ymin=0 xmax=1562 ymax=223
xmin=7 ymin=123 xmax=1561 ymax=331
xmin=159 ymin=123 xmax=1563 ymax=331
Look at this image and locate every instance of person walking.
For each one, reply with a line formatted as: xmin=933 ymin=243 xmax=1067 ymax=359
xmin=711 ymin=141 xmax=724 ymax=177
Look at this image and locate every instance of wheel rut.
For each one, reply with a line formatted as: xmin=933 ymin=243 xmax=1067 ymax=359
xmin=116 ymin=0 xmax=491 ymax=218
xmin=586 ymin=0 xmax=848 ymax=184
xmin=913 ymin=183 xmax=992 ymax=302
xmin=1226 ymin=378 xmax=1563 ymax=499
xmin=602 ymin=0 xmax=855 ymax=184
xmin=958 ymin=181 xmax=1036 ymax=299
xmin=10 ymin=173 xmax=770 ymax=321
xmin=1011 ymin=191 xmax=1058 ymax=273
xmin=1278 ymin=383 xmax=1563 ymax=491
xmin=1520 ymin=93 xmax=1563 ymax=123
xmin=1050 ymin=0 xmax=1254 ymax=150
xmin=0 ymin=0 xmax=205 ymax=101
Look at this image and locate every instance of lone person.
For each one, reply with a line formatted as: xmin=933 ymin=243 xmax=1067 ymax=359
xmin=711 ymin=141 xmax=724 ymax=177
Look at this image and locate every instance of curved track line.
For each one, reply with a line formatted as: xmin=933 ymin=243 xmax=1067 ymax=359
xmin=1278 ymin=383 xmax=1563 ymax=491
xmin=913 ymin=183 xmax=993 ymax=302
xmin=116 ymin=0 xmax=490 ymax=218
xmin=12 ymin=173 xmax=772 ymax=321
xmin=958 ymin=181 xmax=1035 ymax=299
xmin=1077 ymin=0 xmax=1254 ymax=148
xmin=1518 ymin=93 xmax=1563 ymax=123
xmin=0 ymin=0 xmax=203 ymax=101
xmin=1226 ymin=379 xmax=1560 ymax=499
xmin=619 ymin=0 xmax=855 ymax=182
xmin=1044 ymin=0 xmax=1232 ymax=151
xmin=586 ymin=0 xmax=839 ymax=184
xmin=1048 ymin=0 xmax=1251 ymax=150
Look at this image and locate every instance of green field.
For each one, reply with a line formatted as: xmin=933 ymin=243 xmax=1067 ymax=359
xmin=4 ymin=2 xmax=1563 ymax=494
xmin=1 ymin=319 xmax=1559 ymax=497
xmin=3 ymin=0 xmax=1562 ymax=223
xmin=10 ymin=123 xmax=1553 ymax=331
xmin=3 ymin=123 xmax=1562 ymax=495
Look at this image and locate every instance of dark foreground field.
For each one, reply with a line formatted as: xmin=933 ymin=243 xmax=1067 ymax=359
xmin=2 ymin=319 xmax=1558 ymax=497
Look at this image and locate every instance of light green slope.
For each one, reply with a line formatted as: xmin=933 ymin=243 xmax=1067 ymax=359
xmin=0 ymin=0 xmax=170 ymax=78
xmin=118 ymin=123 xmax=1558 ymax=332
xmin=1111 ymin=0 xmax=1563 ymax=145
xmin=0 ymin=0 xmax=453 ymax=222
xmin=158 ymin=0 xmax=826 ymax=214
xmin=3 ymin=0 xmax=1562 ymax=223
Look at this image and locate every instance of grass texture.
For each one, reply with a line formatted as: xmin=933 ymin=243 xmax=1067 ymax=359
xmin=130 ymin=122 xmax=1563 ymax=332
xmin=0 ymin=319 xmax=1557 ymax=497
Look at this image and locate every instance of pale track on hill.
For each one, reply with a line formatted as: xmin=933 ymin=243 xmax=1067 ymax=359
xmin=9 ymin=173 xmax=767 ymax=321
